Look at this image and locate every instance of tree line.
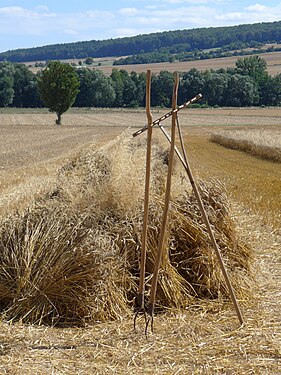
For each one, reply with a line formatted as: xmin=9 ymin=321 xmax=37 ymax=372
xmin=1 ymin=56 xmax=281 ymax=112
xmin=1 ymin=21 xmax=281 ymax=63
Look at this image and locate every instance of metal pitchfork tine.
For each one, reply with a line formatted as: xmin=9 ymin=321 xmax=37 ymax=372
xmin=145 ymin=73 xmax=180 ymax=336
xmin=134 ymin=70 xmax=153 ymax=330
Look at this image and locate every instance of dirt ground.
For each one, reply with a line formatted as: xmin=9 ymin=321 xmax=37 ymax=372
xmin=0 ymin=108 xmax=280 ymax=373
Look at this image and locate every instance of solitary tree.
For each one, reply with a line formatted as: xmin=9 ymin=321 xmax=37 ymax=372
xmin=37 ymin=61 xmax=80 ymax=125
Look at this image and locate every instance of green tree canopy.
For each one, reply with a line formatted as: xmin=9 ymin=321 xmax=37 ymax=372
xmin=13 ymin=64 xmax=41 ymax=107
xmin=0 ymin=61 xmax=15 ymax=107
xmin=37 ymin=61 xmax=80 ymax=124
xmin=225 ymin=74 xmax=259 ymax=107
xmin=110 ymin=69 xmax=125 ymax=107
xmin=179 ymin=68 xmax=205 ymax=103
xmin=235 ymin=56 xmax=268 ymax=85
xmin=204 ymin=71 xmax=229 ymax=106
xmin=75 ymin=69 xmax=115 ymax=107
xmin=151 ymin=70 xmax=174 ymax=107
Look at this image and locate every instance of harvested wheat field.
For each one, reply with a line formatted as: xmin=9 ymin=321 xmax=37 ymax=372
xmin=0 ymin=107 xmax=280 ymax=374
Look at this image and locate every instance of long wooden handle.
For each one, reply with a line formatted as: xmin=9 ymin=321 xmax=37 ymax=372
xmin=147 ymin=73 xmax=179 ymax=317
xmin=137 ymin=70 xmax=153 ymax=309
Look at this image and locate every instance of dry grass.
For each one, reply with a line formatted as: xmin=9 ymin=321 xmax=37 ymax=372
xmin=211 ymin=129 xmax=281 ymax=162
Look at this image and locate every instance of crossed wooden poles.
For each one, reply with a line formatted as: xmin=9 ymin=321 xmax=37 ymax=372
xmin=133 ymin=70 xmax=243 ymax=335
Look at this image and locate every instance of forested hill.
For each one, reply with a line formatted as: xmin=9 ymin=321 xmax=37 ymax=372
xmin=1 ymin=20 xmax=281 ymax=63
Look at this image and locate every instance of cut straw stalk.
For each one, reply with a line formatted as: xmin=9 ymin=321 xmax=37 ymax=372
xmin=146 ymin=73 xmax=180 ymax=333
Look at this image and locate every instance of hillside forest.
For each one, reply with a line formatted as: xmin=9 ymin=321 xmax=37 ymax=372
xmin=1 ymin=21 xmax=281 ymax=64
xmin=1 ymin=56 xmax=281 ymax=109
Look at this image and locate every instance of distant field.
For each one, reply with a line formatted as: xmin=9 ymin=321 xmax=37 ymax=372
xmin=25 ymin=50 xmax=281 ymax=76
xmin=97 ymin=51 xmax=281 ymax=76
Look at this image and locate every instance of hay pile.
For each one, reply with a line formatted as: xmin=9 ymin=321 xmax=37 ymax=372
xmin=0 ymin=130 xmax=253 ymax=325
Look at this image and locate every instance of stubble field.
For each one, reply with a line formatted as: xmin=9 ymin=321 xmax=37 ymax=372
xmin=0 ymin=107 xmax=280 ymax=373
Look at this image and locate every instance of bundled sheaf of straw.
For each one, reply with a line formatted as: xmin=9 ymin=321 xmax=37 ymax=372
xmin=0 ymin=130 xmax=254 ymax=325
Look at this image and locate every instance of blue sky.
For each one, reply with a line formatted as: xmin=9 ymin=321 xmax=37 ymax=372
xmin=0 ymin=1 xmax=281 ymax=52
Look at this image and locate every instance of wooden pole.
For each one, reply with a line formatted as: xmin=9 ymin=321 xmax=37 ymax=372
xmin=135 ymin=70 xmax=153 ymax=322
xmin=158 ymin=117 xmax=244 ymax=326
xmin=145 ymin=73 xmax=179 ymax=334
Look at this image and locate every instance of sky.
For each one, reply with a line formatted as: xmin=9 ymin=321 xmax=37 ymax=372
xmin=1 ymin=0 xmax=281 ymax=52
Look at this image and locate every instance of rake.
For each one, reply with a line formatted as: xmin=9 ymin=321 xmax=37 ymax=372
xmin=133 ymin=71 xmax=244 ymax=334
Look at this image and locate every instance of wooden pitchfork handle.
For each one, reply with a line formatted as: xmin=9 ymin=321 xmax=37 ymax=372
xmin=145 ymin=73 xmax=180 ymax=336
xmin=134 ymin=70 xmax=153 ymax=328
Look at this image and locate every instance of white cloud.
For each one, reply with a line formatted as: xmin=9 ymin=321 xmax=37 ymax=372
xmin=165 ymin=0 xmax=209 ymax=3
xmin=163 ymin=0 xmax=225 ymax=3
xmin=214 ymin=4 xmax=281 ymax=25
xmin=145 ymin=5 xmax=158 ymax=10
xmin=115 ymin=28 xmax=140 ymax=38
xmin=64 ymin=29 xmax=78 ymax=35
xmin=0 ymin=5 xmax=55 ymax=19
xmin=246 ymin=4 xmax=267 ymax=12
xmin=119 ymin=6 xmax=217 ymax=29
xmin=0 ymin=6 xmax=26 ymax=16
xmin=0 ymin=6 xmax=56 ymax=40
xmin=215 ymin=12 xmax=245 ymax=21
xmin=86 ymin=9 xmax=114 ymax=20
xmin=118 ymin=8 xmax=138 ymax=16
xmin=35 ymin=5 xmax=50 ymax=12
